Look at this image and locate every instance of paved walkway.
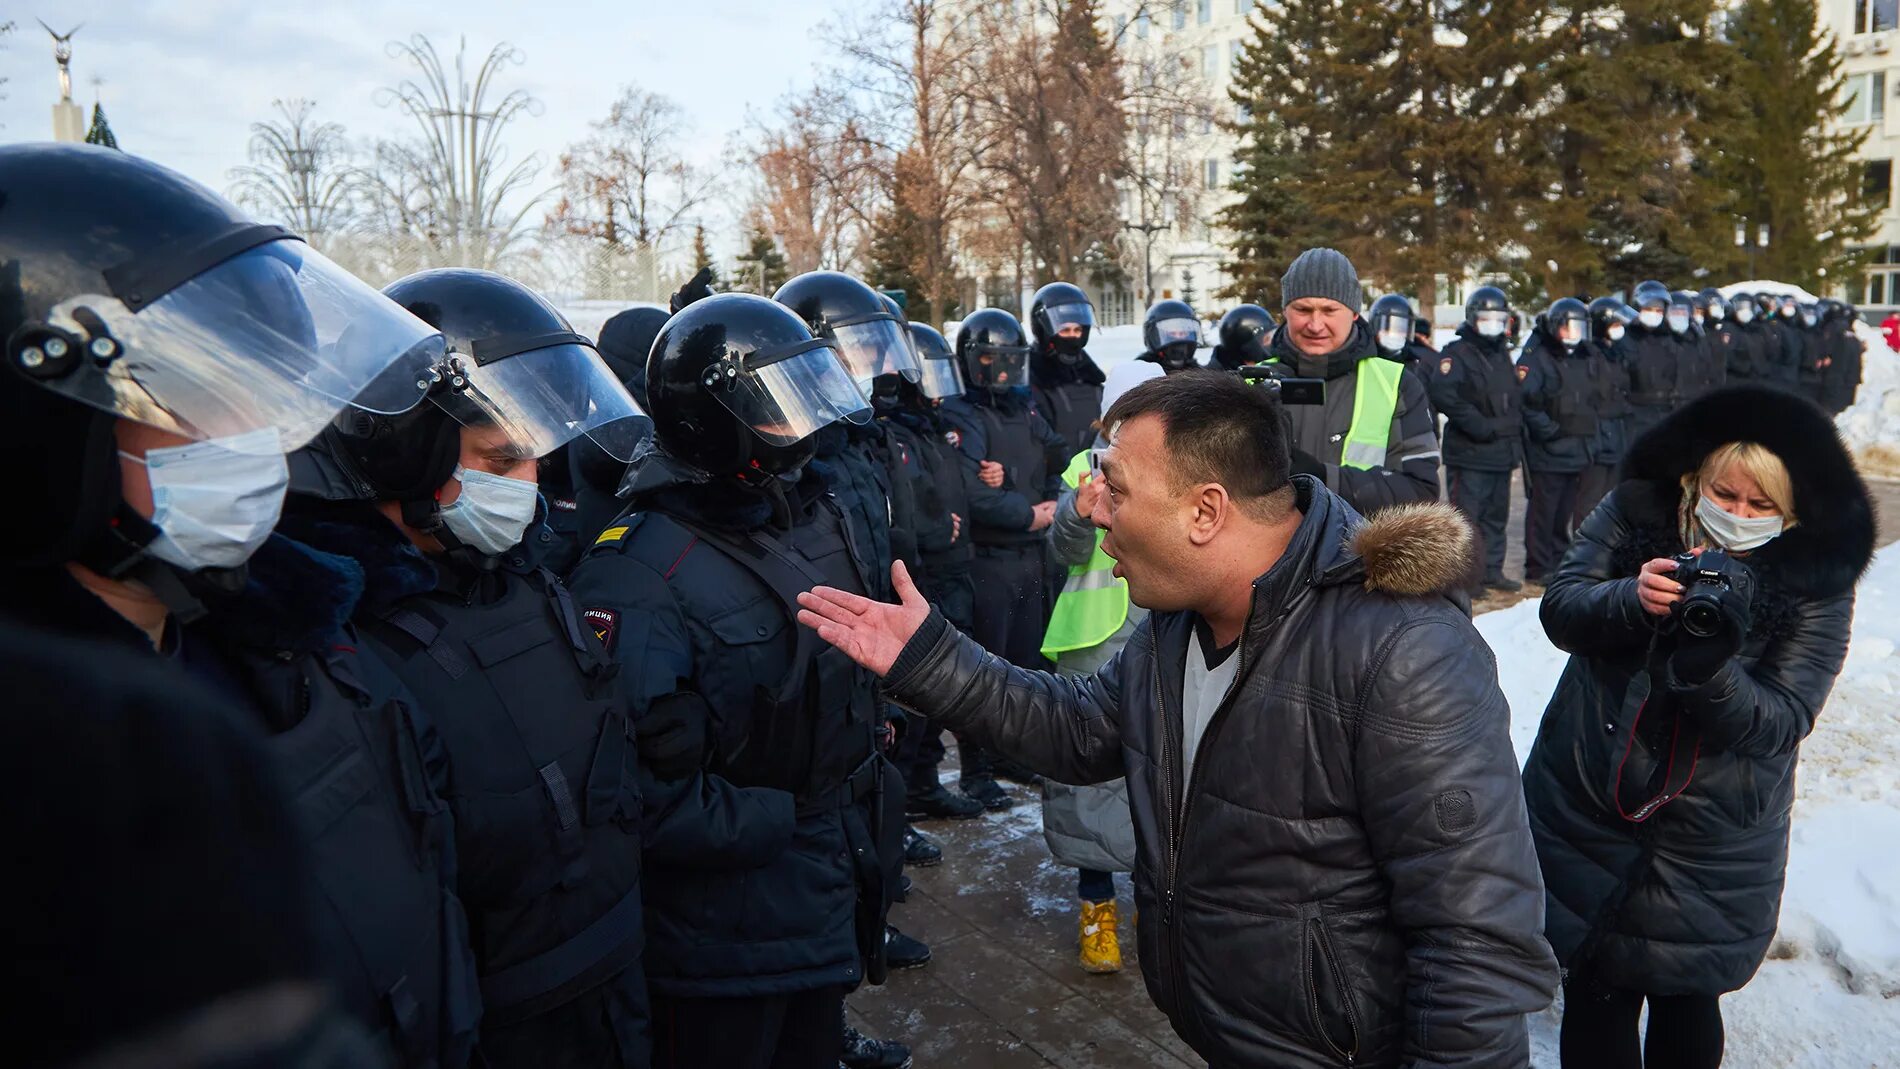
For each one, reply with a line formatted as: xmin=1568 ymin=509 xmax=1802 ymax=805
xmin=848 ymin=477 xmax=1900 ymax=1067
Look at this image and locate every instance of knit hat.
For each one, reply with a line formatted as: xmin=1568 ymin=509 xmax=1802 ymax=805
xmin=1280 ymin=248 xmax=1363 ymax=311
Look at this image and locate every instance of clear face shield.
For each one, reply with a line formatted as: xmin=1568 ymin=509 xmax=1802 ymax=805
xmin=1554 ymin=313 xmax=1591 ymax=349
xmin=916 ymin=352 xmax=966 ymax=400
xmin=700 ymin=336 xmax=872 ymax=446
xmin=431 ymin=332 xmax=649 ymax=461
xmin=1733 ymin=300 xmax=1755 ymax=324
xmin=1473 ymin=310 xmax=1510 ymax=338
xmin=829 ymin=312 xmax=923 ymax=395
xmin=1667 ymin=305 xmax=1693 ymax=335
xmin=1044 ymin=301 xmax=1095 ymax=358
xmin=974 ymin=345 xmax=1031 ymax=390
xmin=19 ymin=231 xmax=444 ymax=453
xmin=1372 ymin=310 xmax=1412 ymax=354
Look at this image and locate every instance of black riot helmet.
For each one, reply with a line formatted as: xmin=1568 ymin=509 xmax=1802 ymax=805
xmin=1143 ymin=299 xmax=1202 ymax=371
xmin=1756 ymin=292 xmax=1779 ymax=316
xmin=907 ymin=321 xmax=965 ymax=400
xmin=1729 ymin=290 xmax=1757 ymax=325
xmin=1030 ymin=281 xmax=1096 ymax=361
xmin=0 ymin=142 xmax=445 ymax=571
xmin=1699 ymin=287 xmax=1730 ymax=323
xmin=1216 ymin=304 xmax=1277 ymax=365
xmin=1632 ymin=280 xmax=1671 ymax=313
xmin=1464 ymin=286 xmax=1511 ymax=339
xmin=1547 ymin=298 xmax=1592 ymax=350
xmin=646 ymin=293 xmax=869 ymax=481
xmin=1798 ymin=301 xmax=1820 ymax=328
xmin=1778 ymin=293 xmax=1800 ymax=318
xmin=957 ymin=308 xmax=1033 ymax=391
xmin=1818 ymin=297 xmax=1847 ymax=323
xmin=299 ymin=269 xmax=645 ymax=522
xmin=1588 ymin=296 xmax=1636 ymax=343
xmin=774 ymin=271 xmax=921 ymax=394
xmin=1667 ymin=290 xmax=1696 ymax=335
xmin=1368 ymin=294 xmax=1415 ymax=356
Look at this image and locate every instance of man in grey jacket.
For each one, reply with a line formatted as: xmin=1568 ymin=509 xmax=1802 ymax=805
xmin=799 ymin=370 xmax=1557 ymax=1069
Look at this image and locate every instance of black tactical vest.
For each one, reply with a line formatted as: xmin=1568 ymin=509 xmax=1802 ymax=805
xmin=973 ymin=405 xmax=1053 ymax=547
xmin=360 ymin=567 xmax=644 ymax=1029
xmin=267 ymin=642 xmax=482 ymax=1068
xmin=1035 ymin=380 xmax=1104 ymax=456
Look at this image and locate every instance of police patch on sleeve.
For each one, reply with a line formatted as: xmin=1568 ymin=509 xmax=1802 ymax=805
xmin=1438 ymin=357 xmax=1453 ymax=376
xmin=944 ymin=429 xmax=962 ymax=448
xmin=1516 ymin=364 xmax=1529 ymax=381
xmin=583 ymin=608 xmax=619 ymax=651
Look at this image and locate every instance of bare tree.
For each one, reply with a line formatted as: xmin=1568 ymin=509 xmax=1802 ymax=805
xmin=747 ymin=86 xmax=887 ymax=276
xmin=227 ymin=99 xmax=355 ymax=238
xmin=356 ymin=36 xmax=544 ymax=269
xmin=0 ymin=22 xmax=15 ymax=119
xmin=1116 ymin=19 xmax=1216 ymax=303
xmin=549 ymin=84 xmax=714 ymax=250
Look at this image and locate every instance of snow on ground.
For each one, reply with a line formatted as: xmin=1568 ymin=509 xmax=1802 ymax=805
xmin=1477 ymin=545 xmax=1900 ymax=1066
xmin=1838 ymin=319 xmax=1900 ymax=477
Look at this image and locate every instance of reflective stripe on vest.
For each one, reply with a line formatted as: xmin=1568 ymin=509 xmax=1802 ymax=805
xmin=1041 ymin=450 xmax=1130 ymax=657
xmin=1343 ymin=357 xmax=1405 ymax=470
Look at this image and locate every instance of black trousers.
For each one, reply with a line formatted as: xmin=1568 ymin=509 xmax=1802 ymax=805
xmin=1575 ymin=462 xmax=1618 ymax=530
xmin=1448 ymin=467 xmax=1514 ymax=582
xmin=1559 ymin=978 xmax=1724 ymax=1069
xmin=651 ymin=986 xmax=844 ymax=1069
xmin=1524 ymin=468 xmax=1582 ymax=583
xmin=962 ymin=543 xmax=1050 ymax=777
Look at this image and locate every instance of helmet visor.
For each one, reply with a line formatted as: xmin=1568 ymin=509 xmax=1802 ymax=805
xmin=434 ymin=341 xmax=648 ymax=461
xmin=1555 ymin=315 xmax=1590 ymax=347
xmin=1044 ymin=302 xmax=1095 ymax=334
xmin=710 ymin=337 xmax=872 ymax=447
xmin=917 ymin=352 xmax=966 ymax=400
xmin=1151 ymin=317 xmax=1201 ymax=347
xmin=833 ymin=316 xmax=923 ymax=389
xmin=1371 ymin=309 xmax=1412 ymax=349
xmin=33 ymin=239 xmax=444 ymax=453
xmin=1473 ymin=310 xmax=1511 ymax=336
xmin=976 ymin=347 xmax=1031 ymax=389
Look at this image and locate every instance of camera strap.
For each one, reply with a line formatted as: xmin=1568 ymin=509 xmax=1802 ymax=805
xmin=1609 ymin=647 xmax=1704 ymax=823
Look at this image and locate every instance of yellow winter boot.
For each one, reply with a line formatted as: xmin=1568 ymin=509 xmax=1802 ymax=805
xmin=1078 ymin=899 xmax=1123 ymax=974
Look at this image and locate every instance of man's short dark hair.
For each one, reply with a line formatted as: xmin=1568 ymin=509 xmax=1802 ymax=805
xmin=1102 ymin=369 xmax=1294 ymax=518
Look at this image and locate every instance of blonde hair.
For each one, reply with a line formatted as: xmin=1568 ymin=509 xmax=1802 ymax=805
xmin=1679 ymin=441 xmax=1798 ymax=548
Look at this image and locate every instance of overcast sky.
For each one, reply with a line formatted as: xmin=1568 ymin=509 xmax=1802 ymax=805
xmin=1 ymin=1 xmax=839 ymax=254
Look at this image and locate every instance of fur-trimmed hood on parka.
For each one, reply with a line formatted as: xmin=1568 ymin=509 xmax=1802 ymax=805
xmin=1275 ymin=475 xmax=1476 ymax=605
xmin=1619 ymin=385 xmax=1877 ymax=600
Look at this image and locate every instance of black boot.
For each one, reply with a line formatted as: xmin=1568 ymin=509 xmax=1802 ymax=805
xmin=1484 ymin=574 xmax=1523 ymax=593
xmin=841 ymin=1018 xmax=913 ymax=1069
xmin=906 ymin=784 xmax=984 ymax=820
xmin=988 ymin=753 xmax=1044 ymax=787
xmin=903 ymin=825 xmax=942 ymax=867
xmin=885 ymin=925 xmax=932 ymax=970
xmin=959 ymin=775 xmax=1012 ymax=811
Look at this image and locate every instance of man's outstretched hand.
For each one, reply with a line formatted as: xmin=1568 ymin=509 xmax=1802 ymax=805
xmin=797 ymin=560 xmax=933 ymax=677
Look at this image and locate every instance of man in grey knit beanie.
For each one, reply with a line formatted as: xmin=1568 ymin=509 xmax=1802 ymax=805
xmin=1280 ymin=247 xmax=1364 ymax=312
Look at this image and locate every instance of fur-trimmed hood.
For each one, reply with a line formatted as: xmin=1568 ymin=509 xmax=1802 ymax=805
xmin=1349 ymin=502 xmax=1478 ymax=597
xmin=1620 ymin=385 xmax=1877 ymax=599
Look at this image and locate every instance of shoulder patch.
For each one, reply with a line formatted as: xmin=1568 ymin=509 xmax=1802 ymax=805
xmin=1515 ymin=363 xmax=1529 ymax=381
xmin=583 ymin=607 xmax=619 ymax=651
xmin=944 ymin=429 xmax=962 ymax=449
xmin=594 ymin=524 xmax=630 ymax=547
xmin=1438 ymin=357 xmax=1453 ymax=375
xmin=551 ymin=496 xmax=578 ymax=512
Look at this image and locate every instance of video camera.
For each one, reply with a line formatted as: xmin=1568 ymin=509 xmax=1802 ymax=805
xmin=1668 ymin=549 xmax=1754 ymax=638
xmin=1234 ymin=364 xmax=1325 ymax=406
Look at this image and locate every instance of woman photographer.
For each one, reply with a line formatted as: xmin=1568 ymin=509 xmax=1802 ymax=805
xmin=1522 ymin=386 xmax=1876 ymax=1069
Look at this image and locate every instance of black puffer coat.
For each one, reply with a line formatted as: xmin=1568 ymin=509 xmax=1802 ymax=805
xmin=884 ymin=481 xmax=1558 ymax=1068
xmin=1522 ymin=387 xmax=1877 ymax=996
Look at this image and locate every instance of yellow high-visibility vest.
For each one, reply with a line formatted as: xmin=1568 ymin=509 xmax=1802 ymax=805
xmin=1040 ymin=451 xmax=1130 ymax=657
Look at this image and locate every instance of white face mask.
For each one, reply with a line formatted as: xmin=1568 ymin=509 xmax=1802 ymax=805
xmin=1376 ymin=329 xmax=1409 ymax=353
xmin=1734 ymin=304 xmax=1755 ymax=324
xmin=1639 ymin=309 xmax=1665 ymax=329
xmin=1696 ymin=494 xmax=1784 ymax=552
xmin=1607 ymin=324 xmax=1627 ymax=342
xmin=120 ymin=428 xmax=289 ymax=572
xmin=1709 ymin=306 xmax=1726 ymax=322
xmin=1475 ymin=320 xmax=1507 ymax=339
xmin=438 ymin=465 xmax=539 ymax=556
xmin=1667 ymin=311 xmax=1691 ymax=335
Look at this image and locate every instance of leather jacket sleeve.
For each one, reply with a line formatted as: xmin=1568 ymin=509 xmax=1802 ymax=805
xmin=1355 ymin=617 xmax=1560 ymax=1067
xmin=1539 ymin=485 xmax=1659 ymax=658
xmin=1666 ymin=592 xmax=1853 ymax=758
xmin=882 ymin=609 xmax=1128 ymax=786
xmin=1046 ymin=488 xmax=1098 ymax=569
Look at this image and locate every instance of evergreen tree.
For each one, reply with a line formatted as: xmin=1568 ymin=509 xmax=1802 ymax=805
xmin=84 ymin=102 xmax=120 ymax=150
xmin=691 ymin=224 xmax=721 ymax=289
xmin=868 ymin=187 xmax=932 ymax=320
xmin=735 ymin=227 xmax=789 ymax=295
xmin=1219 ymin=6 xmax=1324 ymax=307
xmin=1709 ymin=0 xmax=1876 ymax=289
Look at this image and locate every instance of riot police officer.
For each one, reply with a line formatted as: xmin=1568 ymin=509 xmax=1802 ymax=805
xmin=543 ymin=305 xmax=664 ymax=573
xmin=1517 ymin=298 xmax=1598 ymax=584
xmin=1665 ymin=289 xmax=1711 ymax=400
xmin=1795 ymin=301 xmax=1829 ymax=405
xmin=1821 ymin=300 xmax=1866 ymax=415
xmin=1136 ymin=298 xmax=1205 ymax=373
xmin=937 ymin=308 xmax=1069 ymax=809
xmin=885 ymin=323 xmax=989 ymax=822
xmin=0 ymin=143 xmax=480 ymax=1066
xmin=282 ymin=269 xmax=655 ymax=1068
xmin=1578 ymin=297 xmax=1636 ymax=522
xmin=1621 ymin=280 xmax=1680 ymax=440
xmin=1430 ymin=284 xmax=1524 ymax=592
xmin=1209 ymin=303 xmax=1276 ymax=371
xmin=1723 ymin=289 xmax=1772 ymax=386
xmin=1028 ymin=281 xmax=1106 ymax=453
xmin=1761 ymin=292 xmax=1804 ymax=389
xmin=568 ymin=294 xmax=902 ymax=1069
xmin=1698 ymin=287 xmax=1735 ymax=391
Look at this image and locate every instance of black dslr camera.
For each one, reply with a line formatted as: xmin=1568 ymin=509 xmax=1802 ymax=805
xmin=1669 ymin=549 xmax=1754 ymax=638
xmin=1234 ymin=364 xmax=1325 ymax=406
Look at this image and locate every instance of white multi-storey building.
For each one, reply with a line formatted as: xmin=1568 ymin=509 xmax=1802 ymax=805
xmin=1822 ymin=0 xmax=1900 ymax=312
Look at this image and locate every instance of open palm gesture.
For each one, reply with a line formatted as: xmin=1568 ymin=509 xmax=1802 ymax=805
xmin=797 ymin=560 xmax=933 ymax=677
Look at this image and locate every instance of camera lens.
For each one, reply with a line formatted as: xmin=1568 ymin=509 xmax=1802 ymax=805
xmin=1681 ymin=598 xmax=1722 ymax=639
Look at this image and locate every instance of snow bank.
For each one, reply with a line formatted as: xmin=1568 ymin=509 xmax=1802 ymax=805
xmin=1478 ymin=544 xmax=1900 ymax=1064
xmin=1836 ymin=319 xmax=1900 ymax=475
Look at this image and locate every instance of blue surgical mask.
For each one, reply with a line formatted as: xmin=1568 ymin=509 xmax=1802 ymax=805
xmin=438 ymin=466 xmax=539 ymax=556
xmin=120 ymin=427 xmax=289 ymax=571
xmin=1696 ymin=494 xmax=1784 ymax=552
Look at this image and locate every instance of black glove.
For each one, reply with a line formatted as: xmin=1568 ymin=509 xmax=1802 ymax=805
xmin=669 ymin=266 xmax=717 ymax=314
xmin=1668 ymin=591 xmax=1751 ymax=686
xmin=637 ymin=691 xmax=711 ymax=780
xmin=1289 ymin=448 xmax=1326 ymax=480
